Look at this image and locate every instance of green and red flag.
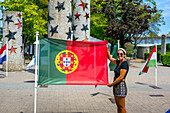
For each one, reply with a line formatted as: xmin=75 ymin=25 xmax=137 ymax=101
xmin=38 ymin=37 xmax=108 ymax=85
xmin=139 ymin=45 xmax=157 ymax=75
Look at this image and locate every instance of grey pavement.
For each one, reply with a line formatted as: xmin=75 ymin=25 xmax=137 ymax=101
xmin=0 ymin=61 xmax=170 ymax=113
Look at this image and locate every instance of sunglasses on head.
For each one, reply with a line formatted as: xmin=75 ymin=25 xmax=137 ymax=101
xmin=117 ymin=53 xmax=123 ymax=56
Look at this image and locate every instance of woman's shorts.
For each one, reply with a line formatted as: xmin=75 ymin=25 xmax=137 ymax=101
xmin=113 ymin=81 xmax=127 ymax=97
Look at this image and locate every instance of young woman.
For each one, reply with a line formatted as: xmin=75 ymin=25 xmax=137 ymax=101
xmin=107 ymin=48 xmax=129 ymax=113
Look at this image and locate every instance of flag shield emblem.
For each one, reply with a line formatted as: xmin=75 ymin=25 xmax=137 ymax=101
xmin=55 ymin=50 xmax=79 ymax=74
xmin=63 ymin=57 xmax=71 ymax=67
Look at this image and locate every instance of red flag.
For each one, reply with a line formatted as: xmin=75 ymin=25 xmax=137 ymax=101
xmin=38 ymin=38 xmax=108 ymax=85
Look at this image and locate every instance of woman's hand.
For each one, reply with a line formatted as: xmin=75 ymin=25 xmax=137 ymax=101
xmin=107 ymin=83 xmax=113 ymax=87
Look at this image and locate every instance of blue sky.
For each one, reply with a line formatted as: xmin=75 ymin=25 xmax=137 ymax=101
xmin=154 ymin=0 xmax=170 ymax=35
xmin=0 ymin=0 xmax=170 ymax=35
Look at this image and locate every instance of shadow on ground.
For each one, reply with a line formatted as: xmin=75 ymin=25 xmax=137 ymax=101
xmin=135 ymin=82 xmax=162 ymax=89
xmin=91 ymin=92 xmax=112 ymax=97
xmin=24 ymin=80 xmax=35 ymax=83
xmin=25 ymin=69 xmax=35 ymax=74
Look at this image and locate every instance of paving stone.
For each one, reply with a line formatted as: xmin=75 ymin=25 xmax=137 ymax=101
xmin=0 ymin=62 xmax=170 ymax=113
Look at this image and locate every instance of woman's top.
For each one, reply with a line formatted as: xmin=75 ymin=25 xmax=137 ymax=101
xmin=114 ymin=60 xmax=129 ymax=79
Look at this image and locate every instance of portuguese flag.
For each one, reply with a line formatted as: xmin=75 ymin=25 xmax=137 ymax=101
xmin=139 ymin=45 xmax=157 ymax=75
xmin=38 ymin=37 xmax=108 ymax=85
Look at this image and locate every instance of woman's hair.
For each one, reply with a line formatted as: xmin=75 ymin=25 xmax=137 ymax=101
xmin=118 ymin=48 xmax=126 ymax=55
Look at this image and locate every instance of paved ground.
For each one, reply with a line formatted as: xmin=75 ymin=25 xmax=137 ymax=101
xmin=0 ymin=61 xmax=170 ymax=113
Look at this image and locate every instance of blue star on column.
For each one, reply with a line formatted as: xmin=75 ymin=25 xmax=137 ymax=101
xmin=5 ymin=15 xmax=14 ymax=24
xmin=20 ymin=46 xmax=23 ymax=53
xmin=55 ymin=2 xmax=65 ymax=12
xmin=67 ymin=13 xmax=72 ymax=23
xmin=66 ymin=27 xmax=72 ymax=40
xmin=50 ymin=25 xmax=58 ymax=36
xmin=81 ymin=24 xmax=89 ymax=33
xmin=5 ymin=30 xmax=17 ymax=41
xmin=73 ymin=35 xmax=78 ymax=41
xmin=72 ymin=24 xmax=77 ymax=31
xmin=48 ymin=14 xmax=54 ymax=24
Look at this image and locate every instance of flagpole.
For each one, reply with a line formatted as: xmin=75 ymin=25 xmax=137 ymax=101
xmin=6 ymin=42 xmax=8 ymax=77
xmin=34 ymin=31 xmax=39 ymax=113
xmin=155 ymin=45 xmax=157 ymax=86
xmin=117 ymin=40 xmax=120 ymax=49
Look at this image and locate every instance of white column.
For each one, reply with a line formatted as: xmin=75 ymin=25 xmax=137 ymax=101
xmin=73 ymin=0 xmax=90 ymax=41
xmin=48 ymin=0 xmax=71 ymax=40
xmin=3 ymin=11 xmax=23 ymax=71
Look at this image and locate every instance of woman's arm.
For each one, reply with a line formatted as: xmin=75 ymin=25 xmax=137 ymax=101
xmin=107 ymin=49 xmax=117 ymax=65
xmin=107 ymin=69 xmax=127 ymax=87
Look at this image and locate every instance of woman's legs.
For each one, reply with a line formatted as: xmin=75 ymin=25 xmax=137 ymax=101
xmin=114 ymin=95 xmax=126 ymax=113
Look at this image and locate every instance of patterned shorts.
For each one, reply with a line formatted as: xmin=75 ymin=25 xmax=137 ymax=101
xmin=113 ymin=81 xmax=127 ymax=97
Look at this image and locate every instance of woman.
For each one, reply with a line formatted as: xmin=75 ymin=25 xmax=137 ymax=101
xmin=107 ymin=48 xmax=129 ymax=113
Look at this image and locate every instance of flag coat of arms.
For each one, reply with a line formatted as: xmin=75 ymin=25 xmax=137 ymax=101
xmin=139 ymin=45 xmax=157 ymax=75
xmin=0 ymin=44 xmax=7 ymax=64
xmin=38 ymin=37 xmax=108 ymax=85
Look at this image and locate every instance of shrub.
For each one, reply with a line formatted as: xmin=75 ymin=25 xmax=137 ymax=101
xmin=166 ymin=52 xmax=170 ymax=56
xmin=150 ymin=44 xmax=170 ymax=53
xmin=161 ymin=53 xmax=170 ymax=66
xmin=126 ymin=50 xmax=132 ymax=57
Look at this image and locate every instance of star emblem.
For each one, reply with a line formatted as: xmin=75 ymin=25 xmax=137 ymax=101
xmin=5 ymin=30 xmax=17 ymax=41
xmin=50 ymin=25 xmax=58 ymax=36
xmin=15 ymin=19 xmax=22 ymax=29
xmin=72 ymin=24 xmax=77 ymax=31
xmin=16 ymin=13 xmax=22 ymax=19
xmin=9 ymin=46 xmax=17 ymax=54
xmin=73 ymin=35 xmax=78 ymax=41
xmin=5 ymin=15 xmax=14 ymax=24
xmin=55 ymin=2 xmax=65 ymax=12
xmin=21 ymin=33 xmax=23 ymax=38
xmin=79 ymin=0 xmax=88 ymax=11
xmin=84 ymin=13 xmax=89 ymax=20
xmin=20 ymin=46 xmax=23 ymax=53
xmin=48 ymin=14 xmax=54 ymax=24
xmin=75 ymin=12 xmax=81 ymax=20
xmin=66 ymin=13 xmax=72 ymax=23
xmin=81 ymin=24 xmax=89 ymax=32
xmin=66 ymin=27 xmax=72 ymax=40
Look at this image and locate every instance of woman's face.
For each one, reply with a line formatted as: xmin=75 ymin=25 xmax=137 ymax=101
xmin=117 ymin=50 xmax=125 ymax=60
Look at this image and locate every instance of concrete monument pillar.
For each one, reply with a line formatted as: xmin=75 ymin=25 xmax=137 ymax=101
xmin=3 ymin=11 xmax=23 ymax=71
xmin=48 ymin=0 xmax=71 ymax=40
xmin=161 ymin=35 xmax=166 ymax=55
xmin=73 ymin=0 xmax=90 ymax=41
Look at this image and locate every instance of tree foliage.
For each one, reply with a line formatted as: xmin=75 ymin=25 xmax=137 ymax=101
xmin=92 ymin=0 xmax=165 ymax=48
xmin=0 ymin=0 xmax=48 ymax=44
xmin=90 ymin=0 xmax=108 ymax=41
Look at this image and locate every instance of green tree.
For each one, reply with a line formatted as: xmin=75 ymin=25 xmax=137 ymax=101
xmin=90 ymin=0 xmax=117 ymax=51
xmin=92 ymin=0 xmax=165 ymax=50
xmin=0 ymin=0 xmax=48 ymax=44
